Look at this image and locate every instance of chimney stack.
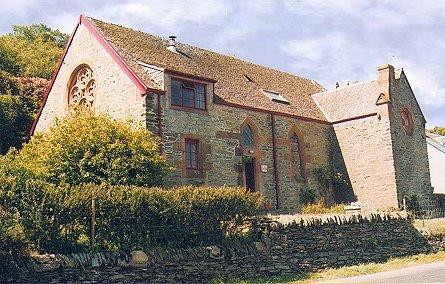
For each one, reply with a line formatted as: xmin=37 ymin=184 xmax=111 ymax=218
xmin=376 ymin=64 xmax=394 ymax=105
xmin=167 ymin=35 xmax=177 ymax=53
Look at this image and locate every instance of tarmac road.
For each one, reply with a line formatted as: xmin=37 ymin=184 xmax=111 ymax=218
xmin=319 ymin=261 xmax=445 ymax=283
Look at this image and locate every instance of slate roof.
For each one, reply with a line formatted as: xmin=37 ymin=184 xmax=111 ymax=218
xmin=88 ymin=17 xmax=328 ymax=121
xmin=312 ymin=81 xmax=379 ymax=122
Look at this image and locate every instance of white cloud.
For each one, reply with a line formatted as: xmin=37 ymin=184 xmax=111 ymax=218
xmin=97 ymin=0 xmax=231 ymax=32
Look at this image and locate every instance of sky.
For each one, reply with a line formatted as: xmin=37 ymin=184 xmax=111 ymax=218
xmin=1 ymin=0 xmax=444 ymax=127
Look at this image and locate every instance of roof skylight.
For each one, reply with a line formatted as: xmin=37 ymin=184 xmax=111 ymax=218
xmin=262 ymin=89 xmax=290 ymax=104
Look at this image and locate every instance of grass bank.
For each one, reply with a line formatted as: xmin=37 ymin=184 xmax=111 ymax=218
xmin=212 ymin=251 xmax=445 ymax=284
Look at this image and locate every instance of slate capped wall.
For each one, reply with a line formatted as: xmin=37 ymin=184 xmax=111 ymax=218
xmin=4 ymin=214 xmax=433 ymax=283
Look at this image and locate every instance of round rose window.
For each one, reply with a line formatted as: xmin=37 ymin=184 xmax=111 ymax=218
xmin=68 ymin=66 xmax=96 ymax=109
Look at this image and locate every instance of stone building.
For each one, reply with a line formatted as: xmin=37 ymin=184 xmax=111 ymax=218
xmin=31 ymin=15 xmax=433 ymax=211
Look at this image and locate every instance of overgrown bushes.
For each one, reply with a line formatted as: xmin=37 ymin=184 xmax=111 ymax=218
xmin=0 ymin=208 xmax=29 ymax=282
xmin=0 ymin=174 xmax=263 ymax=253
xmin=4 ymin=109 xmax=169 ymax=186
xmin=0 ymin=71 xmax=49 ymax=154
xmin=0 ymin=208 xmax=28 ymax=256
xmin=0 ymin=110 xmax=262 ymax=254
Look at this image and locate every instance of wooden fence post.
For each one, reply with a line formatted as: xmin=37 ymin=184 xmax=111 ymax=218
xmin=91 ymin=190 xmax=96 ymax=250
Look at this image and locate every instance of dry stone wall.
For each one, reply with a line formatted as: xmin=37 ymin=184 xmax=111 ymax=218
xmin=4 ymin=214 xmax=433 ymax=283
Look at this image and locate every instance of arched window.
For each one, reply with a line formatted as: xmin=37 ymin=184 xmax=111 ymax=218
xmin=290 ymin=132 xmax=304 ymax=181
xmin=401 ymin=108 xmax=414 ymax=136
xmin=242 ymin=125 xmax=254 ymax=148
xmin=68 ymin=65 xmax=96 ymax=109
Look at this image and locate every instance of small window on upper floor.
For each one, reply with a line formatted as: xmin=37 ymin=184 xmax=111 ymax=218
xmin=262 ymin=89 xmax=290 ymax=105
xmin=171 ymin=78 xmax=206 ymax=110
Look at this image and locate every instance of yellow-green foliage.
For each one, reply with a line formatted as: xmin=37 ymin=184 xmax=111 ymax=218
xmin=0 ymin=209 xmax=28 ymax=256
xmin=301 ymin=201 xmax=345 ymax=214
xmin=0 ymin=172 xmax=263 ymax=252
xmin=5 ymin=109 xmax=169 ymax=187
xmin=429 ymin=126 xmax=445 ymax=136
xmin=0 ymin=24 xmax=68 ymax=79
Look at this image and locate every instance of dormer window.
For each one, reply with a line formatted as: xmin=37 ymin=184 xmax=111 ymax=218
xmin=262 ymin=89 xmax=290 ymax=105
xmin=171 ymin=78 xmax=206 ymax=110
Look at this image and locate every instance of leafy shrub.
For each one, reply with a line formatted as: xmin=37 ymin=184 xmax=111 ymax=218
xmin=0 ymin=95 xmax=34 ymax=154
xmin=0 ymin=208 xmax=28 ymax=256
xmin=299 ymin=185 xmax=317 ymax=205
xmin=7 ymin=109 xmax=169 ymax=187
xmin=0 ymin=71 xmax=48 ymax=154
xmin=301 ymin=201 xmax=345 ymax=214
xmin=312 ymin=166 xmax=355 ymax=204
xmin=0 ymin=208 xmax=29 ymax=282
xmin=0 ymin=173 xmax=263 ymax=253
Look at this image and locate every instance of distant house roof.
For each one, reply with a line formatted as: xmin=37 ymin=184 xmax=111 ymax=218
xmin=427 ymin=133 xmax=445 ymax=153
xmin=312 ymin=80 xmax=379 ymax=122
xmin=87 ymin=17 xmax=328 ymax=122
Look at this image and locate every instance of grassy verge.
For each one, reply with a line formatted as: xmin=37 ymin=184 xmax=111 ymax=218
xmin=212 ymin=251 xmax=445 ymax=284
xmin=413 ymin=218 xmax=445 ymax=236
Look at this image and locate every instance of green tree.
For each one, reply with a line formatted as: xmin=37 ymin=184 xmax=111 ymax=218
xmin=429 ymin=126 xmax=445 ymax=136
xmin=0 ymin=24 xmax=68 ymax=79
xmin=9 ymin=109 xmax=169 ymax=187
xmin=11 ymin=24 xmax=68 ymax=48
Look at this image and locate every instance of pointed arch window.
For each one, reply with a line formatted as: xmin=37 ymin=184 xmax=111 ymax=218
xmin=290 ymin=132 xmax=305 ymax=181
xmin=243 ymin=125 xmax=254 ymax=148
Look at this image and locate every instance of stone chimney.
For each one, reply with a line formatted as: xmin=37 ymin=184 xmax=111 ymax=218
xmin=376 ymin=64 xmax=395 ymax=105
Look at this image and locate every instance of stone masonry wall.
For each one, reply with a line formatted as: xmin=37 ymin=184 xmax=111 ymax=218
xmin=160 ymin=74 xmax=331 ymax=210
xmin=34 ymin=23 xmax=146 ymax=133
xmin=331 ymin=113 xmax=399 ymax=209
xmin=389 ymin=71 xmax=433 ymax=205
xmin=4 ymin=214 xmax=432 ymax=283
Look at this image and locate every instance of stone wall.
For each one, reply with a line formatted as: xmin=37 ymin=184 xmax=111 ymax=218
xmin=330 ymin=65 xmax=433 ymax=210
xmin=159 ymin=73 xmax=331 ymax=210
xmin=389 ymin=70 xmax=433 ymax=204
xmin=4 ymin=214 xmax=433 ymax=283
xmin=331 ymin=114 xmax=399 ymax=209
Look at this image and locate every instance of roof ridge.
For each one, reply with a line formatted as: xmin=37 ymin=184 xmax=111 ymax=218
xmin=312 ymin=79 xmax=377 ymax=97
xmin=86 ymin=16 xmax=324 ymax=90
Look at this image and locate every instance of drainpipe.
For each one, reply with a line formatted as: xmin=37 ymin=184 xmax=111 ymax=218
xmin=271 ymin=114 xmax=281 ymax=209
xmin=156 ymin=92 xmax=164 ymax=154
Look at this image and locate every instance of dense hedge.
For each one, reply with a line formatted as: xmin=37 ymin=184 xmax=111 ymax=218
xmin=0 ymin=174 xmax=263 ymax=253
xmin=0 ymin=208 xmax=28 ymax=255
xmin=0 ymin=207 xmax=29 ymax=280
